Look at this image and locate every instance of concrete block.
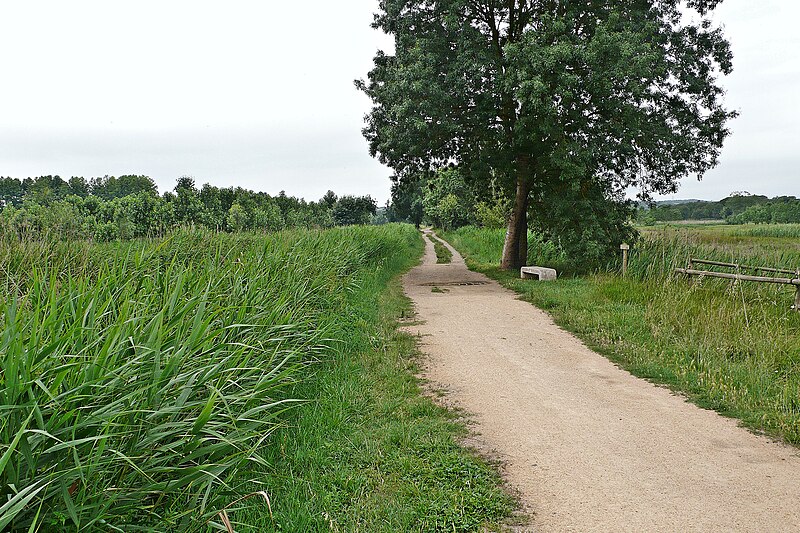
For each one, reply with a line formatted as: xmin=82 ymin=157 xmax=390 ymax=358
xmin=521 ymin=266 xmax=557 ymax=281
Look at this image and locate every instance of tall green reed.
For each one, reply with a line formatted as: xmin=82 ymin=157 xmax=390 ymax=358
xmin=0 ymin=225 xmax=416 ymax=531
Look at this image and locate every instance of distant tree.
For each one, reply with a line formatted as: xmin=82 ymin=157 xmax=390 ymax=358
xmin=174 ymin=176 xmax=197 ymax=194
xmin=91 ymin=175 xmax=157 ymax=199
xmin=720 ymin=194 xmax=770 ymax=216
xmin=67 ymin=177 xmax=90 ymax=197
xmin=173 ymin=193 xmax=204 ymax=225
xmin=26 ymin=176 xmax=70 ymax=204
xmin=198 ymin=183 xmax=225 ymax=229
xmin=0 ymin=177 xmax=25 ymax=207
xmin=422 ymin=168 xmax=474 ymax=230
xmin=332 ymin=196 xmax=378 ymax=226
xmin=388 ymin=177 xmax=425 ymax=227
xmin=113 ymin=191 xmax=164 ymax=237
xmin=360 ymin=0 xmax=737 ymax=268
xmin=226 ymin=203 xmax=250 ymax=232
xmin=252 ymin=203 xmax=285 ymax=232
xmin=321 ymin=190 xmax=338 ymax=209
xmin=116 ymin=175 xmax=157 ymax=197
xmin=474 ymin=179 xmax=511 ymax=230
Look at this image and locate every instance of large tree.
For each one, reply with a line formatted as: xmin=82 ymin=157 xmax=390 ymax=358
xmin=359 ymin=0 xmax=736 ymax=269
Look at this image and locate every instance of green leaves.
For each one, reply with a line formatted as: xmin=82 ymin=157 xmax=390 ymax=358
xmin=0 ymin=226 xmax=417 ymax=531
xmin=362 ymin=0 xmax=736 ymax=267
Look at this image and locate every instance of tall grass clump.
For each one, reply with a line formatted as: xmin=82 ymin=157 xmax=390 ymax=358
xmin=0 ymin=225 xmax=417 ymax=531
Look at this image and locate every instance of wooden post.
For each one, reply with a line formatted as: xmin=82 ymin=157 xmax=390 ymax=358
xmin=620 ymin=243 xmax=630 ymax=277
xmin=796 ymin=270 xmax=800 ymax=311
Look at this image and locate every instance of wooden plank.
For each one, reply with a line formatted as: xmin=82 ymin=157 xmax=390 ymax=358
xmin=689 ymin=258 xmax=798 ymax=276
xmin=675 ymin=268 xmax=800 ymax=286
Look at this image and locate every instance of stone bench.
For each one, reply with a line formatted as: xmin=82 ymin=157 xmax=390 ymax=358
xmin=520 ymin=266 xmax=557 ymax=281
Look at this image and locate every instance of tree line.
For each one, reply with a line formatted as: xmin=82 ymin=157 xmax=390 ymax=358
xmin=0 ymin=175 xmax=377 ymax=241
xmin=638 ymin=194 xmax=800 ymax=225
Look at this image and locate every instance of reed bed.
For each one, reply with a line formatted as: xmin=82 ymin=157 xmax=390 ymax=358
xmin=728 ymin=224 xmax=800 ymax=239
xmin=0 ymin=225 xmax=416 ymax=531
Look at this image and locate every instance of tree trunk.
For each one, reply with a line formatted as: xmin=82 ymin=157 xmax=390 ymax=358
xmin=501 ymin=173 xmax=529 ymax=270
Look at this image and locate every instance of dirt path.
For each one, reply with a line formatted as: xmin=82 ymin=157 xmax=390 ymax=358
xmin=403 ymin=230 xmax=800 ymax=532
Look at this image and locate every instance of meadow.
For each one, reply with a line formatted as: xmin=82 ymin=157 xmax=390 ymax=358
xmin=443 ymin=224 xmax=800 ymax=444
xmin=0 ymin=225 xmax=512 ymax=532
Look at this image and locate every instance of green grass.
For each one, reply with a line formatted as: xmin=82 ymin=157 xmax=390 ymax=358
xmin=233 ymin=227 xmax=514 ymax=532
xmin=1 ymin=224 xmax=514 ymax=531
xmin=428 ymin=234 xmax=453 ymax=264
xmin=443 ymin=226 xmax=566 ymax=271
xmin=442 ymin=225 xmax=800 ymax=445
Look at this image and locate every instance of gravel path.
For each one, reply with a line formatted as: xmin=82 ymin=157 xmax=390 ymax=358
xmin=403 ymin=230 xmax=800 ymax=532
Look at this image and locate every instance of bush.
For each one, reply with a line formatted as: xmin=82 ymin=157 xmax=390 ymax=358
xmin=332 ymin=195 xmax=377 ymax=226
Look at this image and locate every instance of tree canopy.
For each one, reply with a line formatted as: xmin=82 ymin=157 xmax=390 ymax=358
xmin=359 ymin=0 xmax=736 ymax=268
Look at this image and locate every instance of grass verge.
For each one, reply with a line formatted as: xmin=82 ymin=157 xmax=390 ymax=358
xmin=231 ymin=228 xmax=514 ymax=532
xmin=443 ymin=226 xmax=800 ymax=446
xmin=428 ymin=233 xmax=453 ymax=264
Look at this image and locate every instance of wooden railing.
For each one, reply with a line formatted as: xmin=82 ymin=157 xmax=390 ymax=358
xmin=675 ymin=258 xmax=800 ymax=310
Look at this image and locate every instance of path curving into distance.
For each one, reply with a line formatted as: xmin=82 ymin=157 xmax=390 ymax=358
xmin=404 ymin=229 xmax=800 ymax=532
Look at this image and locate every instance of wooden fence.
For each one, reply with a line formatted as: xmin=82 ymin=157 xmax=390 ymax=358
xmin=675 ymin=258 xmax=800 ymax=311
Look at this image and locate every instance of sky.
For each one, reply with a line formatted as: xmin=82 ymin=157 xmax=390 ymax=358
xmin=0 ymin=1 xmax=797 ymax=204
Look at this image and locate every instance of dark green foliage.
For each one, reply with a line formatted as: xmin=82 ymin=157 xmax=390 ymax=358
xmin=332 ymin=195 xmax=378 ymax=226
xmin=533 ymin=181 xmax=638 ymax=269
xmin=0 ymin=177 xmax=25 ymax=207
xmin=387 ymin=178 xmax=425 ymax=227
xmin=728 ymin=197 xmax=800 ymax=224
xmin=321 ymin=190 xmax=338 ymax=209
xmin=91 ymin=174 xmax=158 ymax=200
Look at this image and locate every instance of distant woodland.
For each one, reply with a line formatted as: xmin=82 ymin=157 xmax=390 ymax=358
xmin=637 ymin=194 xmax=800 ymax=224
xmin=0 ymin=175 xmax=377 ymax=240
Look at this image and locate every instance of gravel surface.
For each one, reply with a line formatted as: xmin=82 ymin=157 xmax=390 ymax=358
xmin=403 ymin=230 xmax=800 ymax=532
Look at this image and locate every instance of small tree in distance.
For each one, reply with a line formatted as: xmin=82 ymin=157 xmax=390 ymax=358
xmin=332 ymin=195 xmax=378 ymax=226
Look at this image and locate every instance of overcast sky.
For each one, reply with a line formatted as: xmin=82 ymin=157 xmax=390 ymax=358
xmin=0 ymin=1 xmax=797 ymax=203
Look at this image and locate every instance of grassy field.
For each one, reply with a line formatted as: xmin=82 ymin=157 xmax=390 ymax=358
xmin=442 ymin=224 xmax=800 ymax=445
xmin=1 ymin=225 xmax=512 ymax=532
